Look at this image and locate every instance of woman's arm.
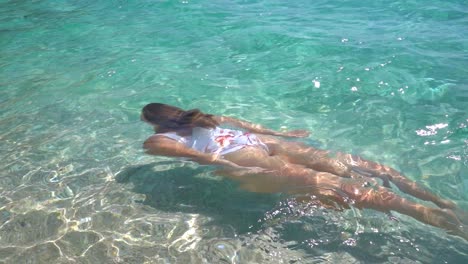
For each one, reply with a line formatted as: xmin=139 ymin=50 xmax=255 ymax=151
xmin=143 ymin=135 xmax=243 ymax=169
xmin=213 ymin=116 xmax=309 ymax=138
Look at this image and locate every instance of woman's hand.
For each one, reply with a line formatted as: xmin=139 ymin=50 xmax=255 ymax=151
xmin=195 ymin=153 xmax=246 ymax=170
xmin=281 ymin=129 xmax=310 ymax=138
xmin=220 ymin=166 xmax=271 ymax=177
xmin=239 ymin=166 xmax=270 ymax=175
xmin=199 ymin=155 xmax=271 ymax=176
xmin=216 ymin=115 xmax=311 ymax=138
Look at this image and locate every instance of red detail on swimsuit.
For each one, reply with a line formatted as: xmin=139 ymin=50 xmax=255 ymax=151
xmin=215 ymin=134 xmax=234 ymax=147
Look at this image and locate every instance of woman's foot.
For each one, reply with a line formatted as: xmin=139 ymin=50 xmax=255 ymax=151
xmin=429 ymin=208 xmax=468 ymax=241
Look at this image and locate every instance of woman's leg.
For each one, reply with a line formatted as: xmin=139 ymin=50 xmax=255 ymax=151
xmin=337 ymin=177 xmax=467 ymax=240
xmin=219 ymin=147 xmax=467 ymax=240
xmin=256 ymin=135 xmax=455 ymax=209
xmin=335 ymin=153 xmax=456 ymax=209
xmin=256 ymin=135 xmax=352 ymax=176
xmin=220 ymin=146 xmax=319 ymax=193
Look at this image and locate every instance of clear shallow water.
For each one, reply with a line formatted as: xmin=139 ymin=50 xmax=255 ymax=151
xmin=1 ymin=0 xmax=467 ymax=263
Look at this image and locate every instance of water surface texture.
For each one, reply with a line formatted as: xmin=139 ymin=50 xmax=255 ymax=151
xmin=1 ymin=0 xmax=468 ymax=263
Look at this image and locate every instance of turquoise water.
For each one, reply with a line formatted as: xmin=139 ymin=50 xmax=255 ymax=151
xmin=1 ymin=0 xmax=467 ymax=262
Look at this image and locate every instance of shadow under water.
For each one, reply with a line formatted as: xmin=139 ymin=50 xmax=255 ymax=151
xmin=116 ymin=161 xmax=281 ymax=234
xmin=116 ymin=161 xmax=468 ymax=263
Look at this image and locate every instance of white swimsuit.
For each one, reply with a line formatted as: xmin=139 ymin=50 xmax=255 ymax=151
xmin=157 ymin=127 xmax=269 ymax=156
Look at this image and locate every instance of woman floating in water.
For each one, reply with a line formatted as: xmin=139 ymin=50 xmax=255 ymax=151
xmin=141 ymin=103 xmax=467 ymax=240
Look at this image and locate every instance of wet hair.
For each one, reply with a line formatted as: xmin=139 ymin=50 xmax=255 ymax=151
xmin=141 ymin=103 xmax=219 ymax=130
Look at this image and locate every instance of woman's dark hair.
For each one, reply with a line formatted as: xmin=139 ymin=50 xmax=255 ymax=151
xmin=141 ymin=103 xmax=219 ymax=130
